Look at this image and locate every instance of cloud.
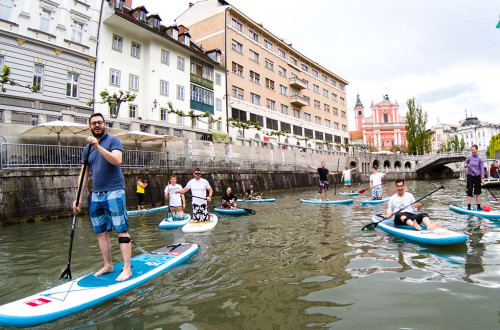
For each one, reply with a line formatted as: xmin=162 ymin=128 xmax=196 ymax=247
xmin=416 ymin=83 xmax=475 ymax=104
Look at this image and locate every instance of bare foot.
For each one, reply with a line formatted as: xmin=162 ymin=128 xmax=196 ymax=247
xmin=413 ymin=221 xmax=422 ymax=231
xmin=94 ymin=265 xmax=114 ymax=277
xmin=116 ymin=269 xmax=132 ymax=282
xmin=426 ymin=220 xmax=441 ymax=231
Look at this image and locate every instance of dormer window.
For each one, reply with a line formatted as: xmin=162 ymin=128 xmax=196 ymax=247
xmin=138 ymin=10 xmax=146 ymax=23
xmin=172 ymin=28 xmax=178 ymax=40
xmin=153 ymin=18 xmax=160 ymax=29
xmin=114 ymin=0 xmax=124 ymax=10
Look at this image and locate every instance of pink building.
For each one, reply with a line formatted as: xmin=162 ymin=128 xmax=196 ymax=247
xmin=355 ymin=94 xmax=407 ymax=151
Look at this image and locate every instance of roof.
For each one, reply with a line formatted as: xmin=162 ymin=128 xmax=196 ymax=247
xmin=349 ymin=131 xmax=363 ymax=140
xmin=461 ymin=117 xmax=480 ymax=127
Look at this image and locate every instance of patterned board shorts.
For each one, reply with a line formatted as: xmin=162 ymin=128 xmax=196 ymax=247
xmin=318 ymin=180 xmax=330 ymax=192
xmin=344 ymin=179 xmax=351 ymax=185
xmin=89 ymin=189 xmax=129 ymax=234
xmin=192 ymin=203 xmax=210 ymax=222
xmin=371 ymin=186 xmax=382 ymax=200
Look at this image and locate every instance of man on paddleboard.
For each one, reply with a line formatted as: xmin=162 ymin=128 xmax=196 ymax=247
xmin=386 ymin=179 xmax=441 ymax=231
xmin=164 ymin=175 xmax=185 ymax=220
xmin=464 ymin=144 xmax=485 ymax=210
xmin=178 ymin=168 xmax=213 ymax=222
xmin=73 ymin=113 xmax=132 ymax=282
xmin=306 ymin=161 xmax=337 ymax=201
xmin=370 ymin=166 xmax=387 ymax=200
xmin=341 ymin=165 xmax=357 ymax=193
xmin=245 ymin=183 xmax=261 ymax=200
xmin=221 ymin=187 xmax=238 ymax=209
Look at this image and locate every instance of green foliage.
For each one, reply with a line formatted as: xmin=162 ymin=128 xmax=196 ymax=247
xmin=405 ymin=98 xmax=432 ymax=155
xmin=227 ymin=118 xmax=261 ymax=138
xmin=87 ymin=89 xmax=136 ymax=117
xmin=1 ymin=66 xmax=40 ymax=93
xmin=437 ymin=134 xmax=466 ymax=153
xmin=268 ymin=130 xmax=290 ymax=143
xmin=489 ymin=133 xmax=500 ymax=158
xmin=166 ymin=102 xmax=221 ymax=129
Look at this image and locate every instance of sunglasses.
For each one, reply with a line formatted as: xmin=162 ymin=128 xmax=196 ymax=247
xmin=194 ymin=172 xmax=202 ymax=175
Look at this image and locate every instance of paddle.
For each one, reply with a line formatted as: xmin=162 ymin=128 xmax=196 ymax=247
xmin=334 ymin=158 xmax=340 ymax=196
xmin=60 ymin=146 xmax=91 ymax=280
xmin=183 ymin=193 xmax=256 ymax=215
xmin=483 ymin=185 xmax=498 ymax=201
xmin=358 ymin=182 xmax=387 ymax=194
xmin=361 ymin=185 xmax=444 ymax=231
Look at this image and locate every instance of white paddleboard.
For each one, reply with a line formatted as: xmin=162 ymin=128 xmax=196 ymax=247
xmin=181 ymin=214 xmax=218 ymax=233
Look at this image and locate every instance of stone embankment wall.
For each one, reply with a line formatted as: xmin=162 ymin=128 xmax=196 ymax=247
xmin=0 ymin=167 xmax=416 ymax=224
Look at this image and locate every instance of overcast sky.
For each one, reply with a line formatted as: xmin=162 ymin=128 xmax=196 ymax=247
xmin=133 ymin=0 xmax=500 ymax=130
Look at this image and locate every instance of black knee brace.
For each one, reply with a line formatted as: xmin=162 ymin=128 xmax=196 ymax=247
xmin=118 ymin=236 xmax=131 ymax=244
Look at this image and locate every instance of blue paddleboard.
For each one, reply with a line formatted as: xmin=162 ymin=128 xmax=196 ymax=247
xmin=361 ymin=197 xmax=390 ymax=205
xmin=128 ymin=205 xmax=169 ymax=216
xmin=300 ymin=199 xmax=354 ymax=205
xmin=158 ymin=214 xmax=192 ymax=229
xmin=236 ymin=198 xmax=275 ymax=203
xmin=449 ymin=204 xmax=500 ymax=219
xmin=339 ymin=192 xmax=360 ymax=196
xmin=0 ymin=243 xmax=199 ymax=327
xmin=213 ymin=207 xmax=248 ymax=214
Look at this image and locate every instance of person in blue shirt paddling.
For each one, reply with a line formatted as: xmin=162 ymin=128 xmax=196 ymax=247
xmin=72 ymin=113 xmax=132 ymax=282
xmin=464 ymin=144 xmax=485 ymax=210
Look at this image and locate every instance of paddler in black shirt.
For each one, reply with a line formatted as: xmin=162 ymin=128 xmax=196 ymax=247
xmin=306 ymin=161 xmax=338 ymax=201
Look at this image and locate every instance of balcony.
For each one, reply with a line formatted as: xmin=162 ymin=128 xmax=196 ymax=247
xmin=290 ymin=95 xmax=308 ymax=107
xmin=289 ymin=77 xmax=307 ymax=90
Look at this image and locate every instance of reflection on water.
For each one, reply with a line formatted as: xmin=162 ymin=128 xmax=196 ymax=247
xmin=1 ymin=179 xmax=500 ymax=328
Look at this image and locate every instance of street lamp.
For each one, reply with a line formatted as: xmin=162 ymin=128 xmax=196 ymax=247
xmin=152 ymin=99 xmax=158 ymax=112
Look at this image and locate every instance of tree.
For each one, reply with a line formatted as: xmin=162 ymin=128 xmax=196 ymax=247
xmin=87 ymin=89 xmax=136 ymax=117
xmin=165 ymin=102 xmax=220 ymax=129
xmin=405 ymin=98 xmax=432 ymax=155
xmin=227 ymin=118 xmax=261 ymax=138
xmin=267 ymin=130 xmax=290 ymax=143
xmin=1 ymin=66 xmax=40 ymax=93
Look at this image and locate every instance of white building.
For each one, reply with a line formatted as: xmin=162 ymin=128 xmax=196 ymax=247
xmin=95 ymin=0 xmax=226 ymax=138
xmin=0 ymin=0 xmax=100 ymax=138
xmin=456 ymin=117 xmax=500 ymax=153
xmin=429 ymin=121 xmax=458 ymax=153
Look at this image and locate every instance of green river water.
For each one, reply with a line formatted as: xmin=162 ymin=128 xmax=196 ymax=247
xmin=0 ymin=178 xmax=499 ymax=329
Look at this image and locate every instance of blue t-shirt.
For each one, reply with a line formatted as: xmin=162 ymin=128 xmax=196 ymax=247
xmin=82 ymin=133 xmax=125 ymax=192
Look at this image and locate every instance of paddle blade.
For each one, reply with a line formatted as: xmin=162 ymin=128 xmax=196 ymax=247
xmin=358 ymin=189 xmax=366 ymax=194
xmin=361 ymin=222 xmax=378 ymax=231
xmin=483 ymin=205 xmax=491 ymax=212
xmin=244 ymin=208 xmax=256 ymax=215
xmin=60 ymin=264 xmax=72 ymax=280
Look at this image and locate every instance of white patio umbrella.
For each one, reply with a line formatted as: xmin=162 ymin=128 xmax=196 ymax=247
xmin=116 ymin=130 xmax=167 ymax=150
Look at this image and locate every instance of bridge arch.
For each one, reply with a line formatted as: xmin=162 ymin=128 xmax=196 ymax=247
xmin=405 ymin=161 xmax=412 ymax=169
xmin=373 ymin=160 xmax=380 ymax=168
xmin=383 ymin=160 xmax=391 ymax=168
xmin=350 ymin=161 xmax=357 ymax=168
xmin=394 ymin=161 xmax=401 ymax=169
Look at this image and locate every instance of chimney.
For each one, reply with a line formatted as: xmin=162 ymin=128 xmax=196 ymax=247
xmin=124 ymin=0 xmax=132 ymax=8
xmin=189 ymin=2 xmax=194 ymax=7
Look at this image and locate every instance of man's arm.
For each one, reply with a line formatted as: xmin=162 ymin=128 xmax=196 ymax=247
xmin=207 ymin=187 xmax=213 ymax=202
xmin=73 ymin=165 xmax=90 ymax=213
xmin=306 ymin=164 xmax=316 ymax=170
xmin=87 ymin=136 xmax=122 ymax=166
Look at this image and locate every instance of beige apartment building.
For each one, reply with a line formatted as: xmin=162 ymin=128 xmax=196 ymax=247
xmin=176 ymin=0 xmax=349 ymax=150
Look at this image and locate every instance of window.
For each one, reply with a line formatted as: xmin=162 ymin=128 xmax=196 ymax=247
xmin=112 ymin=34 xmax=123 ymax=51
xmin=314 ymin=100 xmax=320 ymax=109
xmin=304 ymin=113 xmax=311 ymax=122
xmin=40 ymin=10 xmax=51 ymax=32
xmin=341 ymin=110 xmax=346 ymax=118
xmin=161 ymin=108 xmax=167 ymax=121
xmin=265 ymin=78 xmax=274 ymax=90
xmin=131 ymin=42 xmax=141 ymax=58
xmin=129 ymin=105 xmax=137 ymax=118
xmin=279 ymin=85 xmax=288 ymax=95
xmin=325 ymin=133 xmax=333 ymax=142
xmin=177 ymin=114 xmax=183 ymax=124
xmin=0 ymin=0 xmax=14 ymax=20
xmin=250 ymin=113 xmax=264 ymax=126
xmin=0 ymin=56 xmax=3 ymax=69
xmin=232 ymin=86 xmax=244 ymax=99
xmin=301 ymin=63 xmax=308 ymax=72
xmin=303 ymin=79 xmax=309 ymax=88
xmin=333 ymin=107 xmax=339 ymax=115
xmin=129 ymin=74 xmax=139 ymax=90
xmin=110 ymin=69 xmax=120 ymax=86
xmin=312 ymin=69 xmax=318 ymax=77
xmin=138 ymin=10 xmax=146 ymax=22
xmin=232 ymin=62 xmax=244 ymax=77
xmin=281 ymin=104 xmax=289 ymax=115
xmin=160 ymin=80 xmax=168 ymax=95
xmin=315 ymin=116 xmax=321 ymax=125
xmin=231 ymin=18 xmax=243 ymax=32
xmin=264 ymin=39 xmax=273 ymax=51
xmin=313 ymin=84 xmax=319 ymax=93
xmin=161 ymin=49 xmax=170 ymax=64
xmin=324 ymin=104 xmax=330 ymax=112
xmin=291 ymin=89 xmax=299 ymax=96
xmin=304 ymin=128 xmax=313 ymax=138
xmin=322 ymin=74 xmax=328 ymax=82
xmin=293 ymin=125 xmax=302 ymax=136
xmin=250 ymin=93 xmax=261 ymax=105
xmin=281 ymin=122 xmax=291 ymax=132
xmin=383 ymin=114 xmax=389 ymax=123
xmin=66 ymin=72 xmax=79 ymax=98
xmin=278 ymin=66 xmax=286 ymax=77
xmin=265 ymin=58 xmax=274 ymax=70
xmin=339 ymin=83 xmax=345 ymax=91
xmin=340 ymin=97 xmax=345 ymax=105
xmin=334 ymin=122 xmax=339 ymax=129
xmin=323 ymin=89 xmax=329 ymax=97
xmin=315 ymin=131 xmax=323 ymax=140
xmin=266 ymin=99 xmax=275 ymax=110
xmin=331 ymin=79 xmax=337 ymax=87
xmin=342 ymin=124 xmax=347 ymax=131
xmin=71 ymin=21 xmax=84 ymax=43
xmin=249 ymin=70 xmax=260 ymax=84
xmin=190 ymin=85 xmax=214 ymax=105
xmin=177 ymin=56 xmax=185 ymax=71
xmin=332 ymin=93 xmax=337 ymax=101
xmin=232 ymin=108 xmax=247 ymax=122
xmin=266 ymin=118 xmax=278 ymax=130
xmin=325 ymin=119 xmax=331 ymax=127
xmin=249 ymin=29 xmax=259 ymax=42
xmin=190 ymin=57 xmax=214 ymax=81
xmin=278 ymin=48 xmax=286 ymax=59
xmin=33 ymin=64 xmax=44 ymax=89
xmin=215 ymin=73 xmax=221 ymax=85
xmin=177 ymin=85 xmax=185 ymax=99
xmin=249 ymin=49 xmax=259 ymax=62
xmin=231 ymin=39 xmax=243 ymax=53
xmin=216 ymin=98 xmax=222 ymax=110
xmin=290 ymin=56 xmax=298 ymax=66
xmin=293 ymin=108 xmax=300 ymax=118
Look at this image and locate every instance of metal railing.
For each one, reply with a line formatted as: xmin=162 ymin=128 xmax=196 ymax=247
xmin=415 ymin=151 xmax=468 ymax=170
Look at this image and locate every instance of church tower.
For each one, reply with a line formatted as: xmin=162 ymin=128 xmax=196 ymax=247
xmin=354 ymin=93 xmax=364 ymax=131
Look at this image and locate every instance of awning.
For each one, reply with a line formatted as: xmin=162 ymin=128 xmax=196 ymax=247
xmin=210 ymin=129 xmax=231 ymax=144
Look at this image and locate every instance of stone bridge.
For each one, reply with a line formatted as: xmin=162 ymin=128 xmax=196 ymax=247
xmin=415 ymin=151 xmax=467 ymax=176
